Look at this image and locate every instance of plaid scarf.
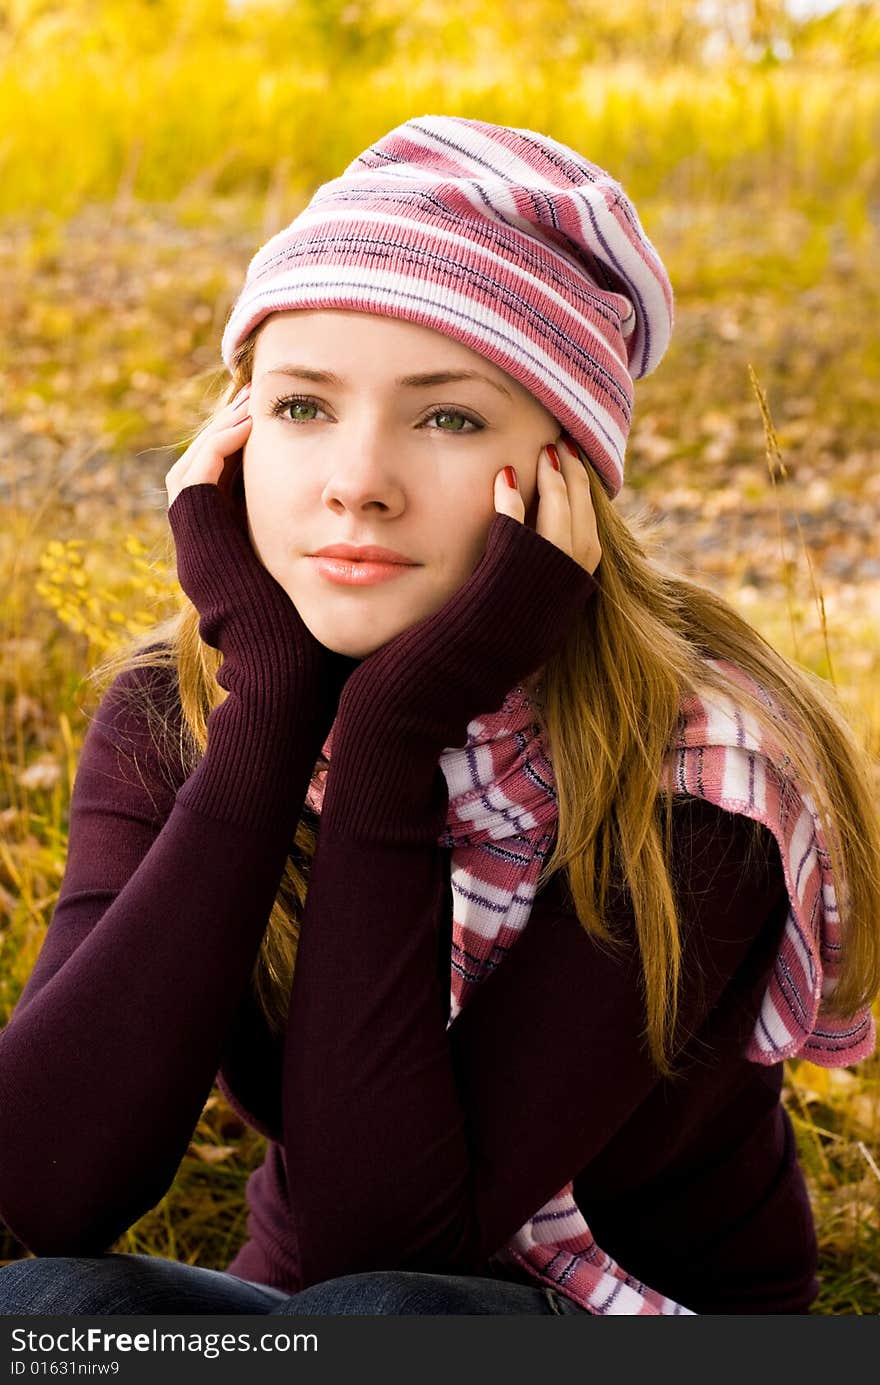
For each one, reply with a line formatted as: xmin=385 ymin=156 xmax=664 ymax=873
xmin=306 ymin=658 xmax=874 ymax=1315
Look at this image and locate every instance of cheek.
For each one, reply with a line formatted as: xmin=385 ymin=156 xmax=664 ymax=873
xmin=242 ymin=441 xmax=306 ymax=515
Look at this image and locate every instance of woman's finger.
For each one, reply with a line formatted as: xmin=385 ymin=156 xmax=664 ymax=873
xmin=168 ymin=388 xmax=250 ymax=452
xmin=534 ymin=445 xmax=573 ymax=557
xmin=166 ymin=395 xmax=251 ymax=473
xmin=557 ymin=435 xmax=602 ymax=575
xmin=493 ymin=464 xmax=526 ymax=521
xmin=165 ymin=407 xmax=252 ymax=507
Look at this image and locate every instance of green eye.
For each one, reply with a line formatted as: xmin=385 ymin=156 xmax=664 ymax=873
xmin=425 ymin=408 xmax=481 ymax=433
xmin=271 ymin=396 xmax=319 ymax=421
xmin=269 ymin=394 xmax=483 ymax=434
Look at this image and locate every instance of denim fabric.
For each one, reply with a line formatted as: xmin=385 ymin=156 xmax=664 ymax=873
xmin=0 ymin=1255 xmax=590 ymax=1316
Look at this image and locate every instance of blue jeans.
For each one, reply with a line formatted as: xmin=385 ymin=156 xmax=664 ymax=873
xmin=0 ymin=1255 xmax=590 ymax=1315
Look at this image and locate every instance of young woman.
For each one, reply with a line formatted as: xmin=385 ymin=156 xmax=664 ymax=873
xmin=0 ymin=115 xmax=877 ymax=1318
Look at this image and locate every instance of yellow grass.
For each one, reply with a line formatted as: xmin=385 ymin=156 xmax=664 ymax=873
xmin=1 ymin=0 xmax=878 ymax=1313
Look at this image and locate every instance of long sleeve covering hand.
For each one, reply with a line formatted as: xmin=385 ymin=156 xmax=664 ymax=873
xmin=0 ymin=485 xmax=358 ymax=1255
xmin=278 ymin=518 xmax=798 ymax=1290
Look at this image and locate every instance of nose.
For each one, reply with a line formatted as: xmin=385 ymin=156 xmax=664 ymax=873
xmin=320 ymin=424 xmax=406 ymax=516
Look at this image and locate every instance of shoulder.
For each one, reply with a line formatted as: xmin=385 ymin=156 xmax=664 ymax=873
xmin=78 ymin=646 xmax=189 ymax=810
xmin=86 ymin=646 xmax=180 ymax=741
xmin=548 ymin=794 xmax=785 ymax=924
xmin=660 ymin=795 xmax=789 ymax=965
xmin=588 ymin=793 xmax=788 ymax=954
xmin=667 ymin=793 xmax=783 ymax=880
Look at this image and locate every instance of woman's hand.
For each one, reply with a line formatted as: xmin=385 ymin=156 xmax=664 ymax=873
xmin=165 ymin=382 xmax=359 ymax=710
xmin=321 ymin=435 xmax=602 ymax=843
xmin=335 ymin=431 xmax=603 ymax=729
xmin=497 ymin=433 xmax=602 ymax=577
xmin=165 ymin=383 xmax=253 ymax=509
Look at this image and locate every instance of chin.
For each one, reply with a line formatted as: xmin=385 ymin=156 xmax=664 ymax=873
xmin=321 ymin=636 xmax=390 ymax=661
xmin=295 ymin=609 xmax=399 ymax=660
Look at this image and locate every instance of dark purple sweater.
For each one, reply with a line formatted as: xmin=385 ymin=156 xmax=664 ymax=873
xmin=0 ymin=499 xmax=819 ymax=1315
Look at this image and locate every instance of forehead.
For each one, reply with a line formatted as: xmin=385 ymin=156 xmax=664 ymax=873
xmin=253 ymin=308 xmax=509 ymax=385
xmin=250 ymin=309 xmax=558 ymax=428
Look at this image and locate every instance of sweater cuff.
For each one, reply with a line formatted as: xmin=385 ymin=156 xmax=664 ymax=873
xmin=319 ymin=523 xmax=598 ymax=845
xmin=176 ymin=689 xmax=330 ymax=836
xmin=168 ymin=483 xmax=322 ymax=698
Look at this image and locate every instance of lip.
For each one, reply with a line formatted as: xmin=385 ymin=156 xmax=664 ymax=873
xmin=308 ymin=556 xmax=418 ymax=587
xmin=310 ymin=544 xmax=417 ymax=564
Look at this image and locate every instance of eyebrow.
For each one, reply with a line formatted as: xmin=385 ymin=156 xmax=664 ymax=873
xmin=259 ymin=363 xmax=513 ymax=400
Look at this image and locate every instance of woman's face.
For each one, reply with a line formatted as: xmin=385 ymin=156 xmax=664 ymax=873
xmin=241 ymin=308 xmax=561 ymax=659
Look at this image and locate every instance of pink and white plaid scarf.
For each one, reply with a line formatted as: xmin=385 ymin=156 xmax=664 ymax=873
xmin=307 ymin=657 xmax=875 ymax=1315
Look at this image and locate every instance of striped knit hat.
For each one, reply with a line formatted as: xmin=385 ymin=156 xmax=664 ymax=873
xmin=220 ymin=114 xmax=674 ymax=499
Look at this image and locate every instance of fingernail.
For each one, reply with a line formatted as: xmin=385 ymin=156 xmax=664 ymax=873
xmin=232 ymin=384 xmax=250 ymax=405
xmin=546 ymin=444 xmax=561 ymax=472
xmin=503 ymin=466 xmax=518 ymax=490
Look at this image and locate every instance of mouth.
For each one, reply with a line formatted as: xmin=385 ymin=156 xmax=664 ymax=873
xmin=307 ymin=556 xmax=420 ymax=587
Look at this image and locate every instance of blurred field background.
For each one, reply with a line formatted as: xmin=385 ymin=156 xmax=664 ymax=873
xmin=1 ymin=0 xmax=879 ymax=1311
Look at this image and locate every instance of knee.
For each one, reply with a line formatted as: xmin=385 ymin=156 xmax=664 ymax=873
xmin=0 ymin=1256 xmax=120 ymax=1315
xmin=277 ymin=1268 xmax=482 ymax=1316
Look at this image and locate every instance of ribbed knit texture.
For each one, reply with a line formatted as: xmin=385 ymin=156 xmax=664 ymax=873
xmin=219 ymin=114 xmax=674 ymax=499
xmin=300 ymin=662 xmax=873 ymax=1314
xmin=319 ymin=512 xmax=597 ymax=844
xmin=167 ymin=483 xmax=359 ymax=832
xmin=0 ymin=534 xmax=822 ymax=1315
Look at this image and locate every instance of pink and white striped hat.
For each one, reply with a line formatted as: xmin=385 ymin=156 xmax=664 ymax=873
xmin=220 ymin=114 xmax=674 ymax=499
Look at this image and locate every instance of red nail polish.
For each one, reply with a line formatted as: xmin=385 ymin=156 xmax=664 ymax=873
xmin=547 ymin=444 xmax=561 ymax=471
xmin=504 ymin=466 xmax=518 ymax=489
xmin=561 ymin=433 xmax=581 ymax=459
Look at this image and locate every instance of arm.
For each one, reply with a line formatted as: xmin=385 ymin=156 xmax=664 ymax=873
xmin=282 ymin=774 xmax=788 ymax=1285
xmin=278 ymin=517 xmax=788 ymax=1285
xmin=0 ymin=488 xmax=357 ymax=1256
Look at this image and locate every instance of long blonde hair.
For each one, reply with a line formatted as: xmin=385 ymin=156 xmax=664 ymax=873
xmin=85 ymin=326 xmax=880 ymax=1078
